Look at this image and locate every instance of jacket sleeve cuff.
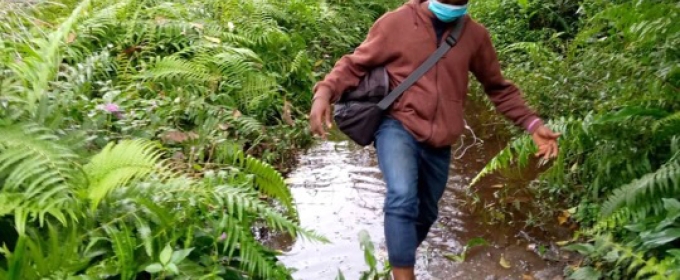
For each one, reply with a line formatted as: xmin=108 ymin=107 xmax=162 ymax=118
xmin=312 ymin=84 xmax=336 ymax=103
xmin=525 ymin=117 xmax=543 ymax=134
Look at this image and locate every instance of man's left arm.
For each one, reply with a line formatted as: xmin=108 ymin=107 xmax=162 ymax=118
xmin=470 ymin=28 xmax=560 ymax=159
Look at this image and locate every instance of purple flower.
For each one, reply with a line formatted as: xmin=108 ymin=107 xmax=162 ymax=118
xmin=104 ymin=103 xmax=120 ymax=113
xmin=97 ymin=103 xmax=124 ymax=119
xmin=219 ymin=232 xmax=227 ymax=241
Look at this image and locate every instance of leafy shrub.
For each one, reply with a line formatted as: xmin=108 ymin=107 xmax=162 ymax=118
xmin=469 ymin=0 xmax=679 ymax=278
xmin=0 ymin=0 xmax=404 ymax=278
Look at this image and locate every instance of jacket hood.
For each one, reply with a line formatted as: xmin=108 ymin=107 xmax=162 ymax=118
xmin=404 ymin=0 xmax=469 ymax=29
xmin=405 ymin=0 xmax=431 ymax=28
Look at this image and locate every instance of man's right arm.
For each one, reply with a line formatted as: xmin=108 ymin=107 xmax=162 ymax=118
xmin=312 ymin=18 xmax=394 ymax=103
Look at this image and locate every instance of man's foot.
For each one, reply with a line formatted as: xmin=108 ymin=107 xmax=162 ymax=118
xmin=392 ymin=267 xmax=415 ymax=280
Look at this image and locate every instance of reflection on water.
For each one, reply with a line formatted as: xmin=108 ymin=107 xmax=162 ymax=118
xmin=276 ymin=137 xmax=573 ymax=280
xmin=277 ymin=141 xmax=386 ymax=280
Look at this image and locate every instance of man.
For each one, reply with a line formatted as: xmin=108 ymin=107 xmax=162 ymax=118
xmin=309 ymin=0 xmax=560 ymax=279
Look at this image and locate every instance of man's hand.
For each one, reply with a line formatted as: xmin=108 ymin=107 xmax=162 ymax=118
xmin=531 ymin=124 xmax=561 ymax=160
xmin=309 ymin=96 xmax=333 ymax=139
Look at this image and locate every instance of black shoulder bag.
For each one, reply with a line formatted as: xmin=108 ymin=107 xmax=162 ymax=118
xmin=333 ymin=17 xmax=467 ymax=146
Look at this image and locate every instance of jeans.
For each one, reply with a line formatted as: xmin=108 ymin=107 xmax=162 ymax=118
xmin=373 ymin=117 xmax=451 ymax=267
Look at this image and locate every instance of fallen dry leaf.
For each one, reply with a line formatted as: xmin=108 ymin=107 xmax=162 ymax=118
xmin=282 ymin=100 xmax=294 ymax=126
xmin=555 ymin=240 xmax=570 ymax=246
xmin=204 ymin=36 xmax=221 ymax=44
xmin=232 ymin=109 xmax=242 ymax=119
xmin=33 ymin=19 xmax=53 ymax=28
xmin=162 ymin=130 xmax=199 ymax=143
xmin=557 ymin=210 xmax=571 ymax=225
xmin=490 ymin=184 xmax=504 ymax=189
xmin=190 ymin=22 xmax=204 ymax=30
xmin=155 ymin=16 xmax=167 ymax=25
xmin=67 ymin=33 xmax=77 ymax=44
xmin=122 ymin=45 xmax=142 ymax=56
xmin=499 ymin=254 xmax=511 ymax=269
xmin=523 ymin=274 xmax=535 ymax=280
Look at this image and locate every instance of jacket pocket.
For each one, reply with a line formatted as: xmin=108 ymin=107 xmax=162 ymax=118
xmin=442 ymin=98 xmax=465 ymax=139
xmin=394 ymin=90 xmax=437 ymax=121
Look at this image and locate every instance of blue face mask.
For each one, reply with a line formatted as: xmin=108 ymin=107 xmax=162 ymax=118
xmin=428 ymin=0 xmax=468 ymax=22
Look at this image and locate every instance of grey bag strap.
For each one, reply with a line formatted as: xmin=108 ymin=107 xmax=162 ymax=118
xmin=377 ymin=17 xmax=467 ymax=110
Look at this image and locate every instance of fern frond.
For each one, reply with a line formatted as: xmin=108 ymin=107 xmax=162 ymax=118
xmin=103 ymin=223 xmax=137 ymax=279
xmin=287 ymin=50 xmax=307 ymax=76
xmin=600 ymin=155 xmax=680 ymax=217
xmin=239 ymin=73 xmax=278 ymax=113
xmin=587 ymin=208 xmax=633 ymax=235
xmin=65 ymin=0 xmax=130 ymax=61
xmin=565 ymin=233 xmax=675 ymax=280
xmin=7 ymin=0 xmax=93 ymax=113
xmin=135 ymin=56 xmax=218 ymax=84
xmin=198 ymin=47 xmax=262 ymax=80
xmin=219 ymin=213 xmax=290 ymax=279
xmin=226 ymin=113 xmax=265 ymax=137
xmin=214 ymin=185 xmax=322 ymax=243
xmin=56 ymin=51 xmax=116 ymax=97
xmin=215 ymin=143 xmax=297 ymax=219
xmin=502 ymin=41 xmax=560 ymax=62
xmin=653 ymin=111 xmax=680 ymax=134
xmin=83 ymin=139 xmax=168 ymax=210
xmin=17 ymin=222 xmax=90 ymax=278
xmin=0 ymin=123 xmax=80 ymax=234
xmin=469 ymin=134 xmax=536 ymax=187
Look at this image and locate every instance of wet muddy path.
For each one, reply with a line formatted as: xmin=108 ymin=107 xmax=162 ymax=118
xmin=271 ymin=109 xmax=578 ymax=280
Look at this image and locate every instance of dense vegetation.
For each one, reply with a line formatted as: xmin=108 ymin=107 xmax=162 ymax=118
xmin=0 ymin=0 xmax=402 ymax=278
xmin=1 ymin=0 xmax=677 ymax=278
xmin=468 ymin=0 xmax=679 ymax=279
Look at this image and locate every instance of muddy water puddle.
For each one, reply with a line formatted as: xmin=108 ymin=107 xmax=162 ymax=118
xmin=273 ymin=126 xmax=576 ymax=280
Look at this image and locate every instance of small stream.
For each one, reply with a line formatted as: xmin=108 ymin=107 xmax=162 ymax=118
xmin=270 ymin=115 xmax=577 ymax=280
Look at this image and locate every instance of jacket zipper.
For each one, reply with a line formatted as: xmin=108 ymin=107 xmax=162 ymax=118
xmin=431 ymin=28 xmax=444 ymax=143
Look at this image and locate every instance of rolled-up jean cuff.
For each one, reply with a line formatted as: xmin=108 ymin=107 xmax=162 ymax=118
xmin=389 ymin=258 xmax=416 ymax=267
xmin=384 ymin=212 xmax=417 ymax=267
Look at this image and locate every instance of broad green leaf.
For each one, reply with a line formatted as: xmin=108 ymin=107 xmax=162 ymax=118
xmin=664 ymin=198 xmax=680 ymax=213
xmin=171 ymin=248 xmax=194 ymax=264
xmin=167 ymin=263 xmax=179 ymax=274
xmin=563 ymin=243 xmax=595 ymax=255
xmin=7 ymin=236 xmax=26 ymax=280
xmin=444 ymin=254 xmax=464 ymax=262
xmin=160 ymin=244 xmax=173 ymax=265
xmin=568 ymin=267 xmax=602 ymax=280
xmin=144 ymin=263 xmax=163 ymax=274
xmin=641 ymin=228 xmax=680 ymax=249
xmin=667 ymin=249 xmax=680 ymax=258
xmin=335 ymin=270 xmax=346 ymax=280
xmin=604 ymin=250 xmax=619 ymax=262
xmin=517 ymin=0 xmax=529 ymax=9
xmin=358 ymin=229 xmax=376 ymax=268
xmin=136 ymin=217 xmax=153 ymax=257
xmin=466 ymin=237 xmax=489 ymax=248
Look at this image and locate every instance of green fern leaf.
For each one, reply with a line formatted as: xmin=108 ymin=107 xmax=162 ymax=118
xmin=600 ymin=155 xmax=680 ymax=217
xmin=215 ymin=144 xmax=298 ymax=219
xmin=469 ymin=134 xmax=536 ymax=187
xmin=6 ymin=0 xmax=94 ymax=113
xmin=0 ymin=123 xmax=79 ymax=234
xmin=84 ymin=139 xmax=167 ymax=210
xmin=136 ymin=56 xmax=218 ymax=84
xmin=218 ymin=214 xmax=289 ymax=279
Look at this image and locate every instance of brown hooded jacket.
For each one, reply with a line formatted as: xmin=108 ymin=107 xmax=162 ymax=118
xmin=313 ymin=0 xmax=543 ymax=147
